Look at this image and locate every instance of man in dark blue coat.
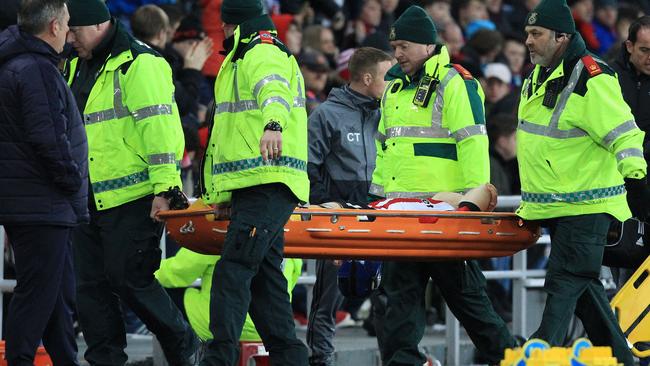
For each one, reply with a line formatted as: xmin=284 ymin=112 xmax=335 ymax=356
xmin=0 ymin=0 xmax=88 ymax=364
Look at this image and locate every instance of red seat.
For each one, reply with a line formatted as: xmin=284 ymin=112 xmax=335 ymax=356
xmin=239 ymin=342 xmax=269 ymax=366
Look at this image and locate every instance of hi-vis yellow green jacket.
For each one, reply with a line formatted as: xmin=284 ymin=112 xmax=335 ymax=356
xmin=370 ymin=46 xmax=489 ymax=198
xmin=155 ymin=248 xmax=302 ymax=341
xmin=67 ymin=24 xmax=184 ymax=210
xmin=202 ymin=15 xmax=308 ymax=205
xmin=516 ymin=34 xmax=646 ymax=221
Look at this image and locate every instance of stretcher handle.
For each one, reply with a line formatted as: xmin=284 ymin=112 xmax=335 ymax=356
xmin=301 ymin=209 xmax=518 ymax=219
xmin=157 ymin=208 xmax=522 ymax=220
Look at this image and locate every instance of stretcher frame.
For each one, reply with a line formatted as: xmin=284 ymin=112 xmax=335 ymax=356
xmin=611 ymin=254 xmax=650 ymax=358
xmin=157 ymin=207 xmax=541 ymax=260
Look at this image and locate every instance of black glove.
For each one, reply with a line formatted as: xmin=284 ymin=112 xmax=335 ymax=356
xmin=624 ymin=177 xmax=650 ymax=220
xmin=157 ymin=186 xmax=190 ymax=210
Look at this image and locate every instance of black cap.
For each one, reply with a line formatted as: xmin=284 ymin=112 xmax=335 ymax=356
xmin=173 ymin=15 xmax=205 ymax=42
xmin=68 ymin=0 xmax=110 ymax=27
xmin=221 ymin=0 xmax=264 ymax=25
xmin=299 ymin=49 xmax=331 ymax=73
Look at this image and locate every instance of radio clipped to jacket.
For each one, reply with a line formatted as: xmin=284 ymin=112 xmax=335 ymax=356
xmin=413 ymin=74 xmax=438 ymax=108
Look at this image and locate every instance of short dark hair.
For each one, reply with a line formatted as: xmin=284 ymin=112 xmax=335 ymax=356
xmin=467 ymin=29 xmax=503 ymax=56
xmin=130 ymin=4 xmax=169 ymax=42
xmin=348 ymin=47 xmax=393 ymax=82
xmin=487 ymin=113 xmax=518 ymax=142
xmin=17 ymin=0 xmax=67 ymax=35
xmin=627 ymin=15 xmax=650 ymax=43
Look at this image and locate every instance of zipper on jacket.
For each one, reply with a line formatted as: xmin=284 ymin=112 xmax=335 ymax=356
xmin=198 ymin=101 xmax=217 ymax=196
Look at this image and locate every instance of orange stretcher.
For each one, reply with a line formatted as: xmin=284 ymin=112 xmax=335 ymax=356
xmin=157 ymin=204 xmax=541 ymax=260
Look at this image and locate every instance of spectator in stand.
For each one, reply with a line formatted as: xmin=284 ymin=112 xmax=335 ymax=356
xmin=421 ymin=0 xmax=453 ymax=29
xmin=465 ymin=18 xmax=497 ymax=39
xmin=484 ymin=62 xmax=517 ymax=119
xmin=303 ymin=25 xmax=339 ymax=69
xmin=487 ymin=0 xmax=514 ymax=35
xmin=159 ymin=4 xmax=184 ymax=46
xmin=487 ymin=113 xmax=519 ymax=196
xmin=616 ymin=4 xmax=644 ymax=41
xmin=501 ymin=35 xmax=528 ymax=88
xmin=168 ymin=16 xmax=213 ymax=188
xmin=199 ymin=0 xmax=224 ymax=79
xmin=569 ymin=0 xmax=599 ymax=52
xmin=130 ymin=5 xmax=169 ymax=50
xmin=593 ymin=0 xmax=618 ymax=55
xmin=507 ymin=0 xmax=541 ymax=39
xmin=440 ymin=20 xmax=466 ymax=59
xmin=166 ymin=15 xmax=213 ymax=121
xmin=335 ymin=48 xmax=355 ymax=82
xmin=300 ymin=48 xmax=331 ymax=114
xmin=605 ymin=3 xmax=642 ymax=61
xmin=272 ymin=14 xmax=303 ymax=55
xmin=378 ymin=0 xmax=399 ymax=35
xmin=279 ymin=0 xmax=344 ymax=31
xmin=345 ymin=0 xmax=382 ymax=48
xmin=455 ymin=0 xmax=489 ymax=33
xmin=458 ymin=28 xmax=503 ymax=75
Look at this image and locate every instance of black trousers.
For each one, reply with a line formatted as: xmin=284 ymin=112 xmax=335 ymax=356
xmin=380 ymin=260 xmax=516 ymax=365
xmin=532 ymin=214 xmax=634 ymax=366
xmin=73 ymin=196 xmax=197 ymax=366
xmin=4 ymin=225 xmax=78 ymax=366
xmin=306 ymin=259 xmax=344 ymax=366
xmin=201 ymin=184 xmax=308 ymax=366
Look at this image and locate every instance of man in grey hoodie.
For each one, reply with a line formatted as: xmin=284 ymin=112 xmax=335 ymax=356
xmin=306 ymin=47 xmax=393 ymax=366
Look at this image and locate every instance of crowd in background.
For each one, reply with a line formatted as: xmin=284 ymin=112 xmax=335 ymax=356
xmin=0 ymin=0 xmax=648 ymax=342
xmin=1 ymin=0 xmax=644 ymax=198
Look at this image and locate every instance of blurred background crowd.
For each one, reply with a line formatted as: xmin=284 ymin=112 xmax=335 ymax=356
xmin=1 ymin=0 xmax=646 ymax=201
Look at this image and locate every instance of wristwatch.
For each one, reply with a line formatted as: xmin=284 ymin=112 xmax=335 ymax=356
xmin=264 ymin=121 xmax=283 ymax=133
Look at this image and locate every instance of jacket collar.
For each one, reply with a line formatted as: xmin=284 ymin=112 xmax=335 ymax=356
xmin=385 ymin=45 xmax=451 ymax=86
xmin=335 ymin=85 xmax=380 ymax=111
xmin=530 ymin=33 xmax=587 ymax=93
xmin=0 ymin=25 xmax=60 ymax=65
xmin=220 ymin=14 xmax=276 ymax=67
xmin=82 ymin=19 xmax=133 ymax=72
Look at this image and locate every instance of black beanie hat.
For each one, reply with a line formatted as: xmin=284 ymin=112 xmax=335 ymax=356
xmin=389 ymin=6 xmax=436 ymax=45
xmin=525 ymin=0 xmax=576 ymax=34
xmin=221 ymin=0 xmax=264 ymax=25
xmin=68 ymin=0 xmax=110 ymax=27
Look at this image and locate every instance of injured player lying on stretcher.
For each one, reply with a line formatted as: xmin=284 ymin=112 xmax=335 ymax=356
xmin=312 ymin=183 xmax=498 ymax=213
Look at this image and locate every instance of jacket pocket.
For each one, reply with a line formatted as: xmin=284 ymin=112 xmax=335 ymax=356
xmin=221 ymin=221 xmax=271 ymax=268
xmin=125 ymin=230 xmax=162 ymax=288
xmin=236 ymin=123 xmax=258 ymax=156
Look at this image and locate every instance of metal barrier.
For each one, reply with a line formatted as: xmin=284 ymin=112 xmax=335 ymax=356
xmin=0 ymin=195 xmax=544 ymax=366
